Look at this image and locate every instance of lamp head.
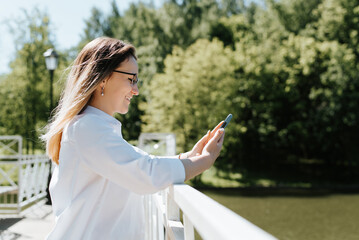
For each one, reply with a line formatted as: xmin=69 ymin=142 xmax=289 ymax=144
xmin=43 ymin=48 xmax=59 ymax=70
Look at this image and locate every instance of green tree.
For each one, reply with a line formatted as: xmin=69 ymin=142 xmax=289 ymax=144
xmin=268 ymin=0 xmax=323 ymax=34
xmin=143 ymin=0 xmax=359 ymax=182
xmin=74 ymin=0 xmax=359 ymax=183
xmin=225 ymin=0 xmax=359 ymax=180
xmin=78 ymin=0 xmax=241 ymax=142
xmin=143 ymin=39 xmax=236 ymax=182
xmin=0 ymin=8 xmax=65 ymax=153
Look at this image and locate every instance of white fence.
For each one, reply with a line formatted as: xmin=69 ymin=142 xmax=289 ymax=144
xmin=139 ymin=133 xmax=277 ymax=240
xmin=0 ymin=136 xmax=51 ymax=217
xmin=144 ymin=185 xmax=277 ymax=240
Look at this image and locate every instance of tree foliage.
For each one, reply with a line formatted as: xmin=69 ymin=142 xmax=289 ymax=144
xmin=78 ymin=0 xmax=240 ymax=141
xmin=144 ymin=0 xmax=359 ymax=182
xmin=2 ymin=0 xmax=359 ymax=182
xmin=0 ymin=8 xmax=67 ymax=153
xmin=143 ymin=39 xmax=236 ymax=150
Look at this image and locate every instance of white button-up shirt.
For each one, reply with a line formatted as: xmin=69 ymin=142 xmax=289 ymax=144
xmin=47 ymin=106 xmax=185 ymax=240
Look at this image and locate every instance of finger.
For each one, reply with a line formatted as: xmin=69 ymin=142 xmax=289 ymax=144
xmin=212 ymin=121 xmax=224 ymax=132
xmin=194 ymin=131 xmax=210 ymax=154
xmin=206 ymin=130 xmax=211 ymax=144
xmin=208 ymin=128 xmax=224 ymax=145
xmin=202 ymin=130 xmax=211 ymax=146
xmin=210 ymin=121 xmax=225 ymax=136
xmin=203 ymin=130 xmax=211 ymax=146
xmin=217 ymin=131 xmax=225 ymax=146
xmin=217 ymin=128 xmax=225 ymax=140
xmin=195 ymin=130 xmax=210 ymax=146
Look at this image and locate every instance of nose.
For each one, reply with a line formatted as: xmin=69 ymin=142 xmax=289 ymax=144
xmin=131 ymin=84 xmax=139 ymax=96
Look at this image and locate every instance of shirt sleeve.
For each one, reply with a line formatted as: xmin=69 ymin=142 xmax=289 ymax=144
xmin=71 ymin=115 xmax=185 ymax=194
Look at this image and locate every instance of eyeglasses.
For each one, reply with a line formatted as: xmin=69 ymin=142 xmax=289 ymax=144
xmin=113 ymin=70 xmax=140 ymax=86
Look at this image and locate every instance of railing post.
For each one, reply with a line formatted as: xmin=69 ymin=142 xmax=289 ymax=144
xmin=166 ymin=186 xmax=184 ymax=240
xmin=183 ymin=214 xmax=194 ymax=240
xmin=17 ymin=156 xmax=22 ymax=214
xmin=167 ymin=186 xmax=180 ymax=221
xmin=157 ymin=191 xmax=165 ymax=240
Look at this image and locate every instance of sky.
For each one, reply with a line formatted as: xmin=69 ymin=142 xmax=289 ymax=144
xmin=0 ymin=0 xmax=162 ymax=74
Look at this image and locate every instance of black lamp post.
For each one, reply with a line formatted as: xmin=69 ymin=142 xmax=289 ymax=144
xmin=43 ymin=48 xmax=59 ymax=112
xmin=43 ymin=48 xmax=58 ymax=204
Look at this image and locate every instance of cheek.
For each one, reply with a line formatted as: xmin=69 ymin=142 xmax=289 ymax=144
xmin=113 ymin=87 xmax=129 ymax=99
xmin=107 ymin=80 xmax=131 ymax=99
xmin=109 ymin=83 xmax=124 ymax=95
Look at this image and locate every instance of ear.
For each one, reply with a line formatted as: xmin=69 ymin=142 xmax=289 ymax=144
xmin=100 ymin=79 xmax=107 ymax=88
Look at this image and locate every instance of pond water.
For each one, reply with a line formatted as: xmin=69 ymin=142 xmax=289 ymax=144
xmin=200 ymin=189 xmax=359 ymax=240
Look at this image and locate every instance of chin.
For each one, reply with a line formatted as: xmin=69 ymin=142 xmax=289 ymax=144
xmin=116 ymin=108 xmax=129 ymax=115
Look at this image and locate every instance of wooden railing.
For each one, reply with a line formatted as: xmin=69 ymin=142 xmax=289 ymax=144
xmin=144 ymin=184 xmax=277 ymax=240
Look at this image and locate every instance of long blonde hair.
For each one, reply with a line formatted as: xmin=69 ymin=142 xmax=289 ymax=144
xmin=41 ymin=37 xmax=136 ymax=164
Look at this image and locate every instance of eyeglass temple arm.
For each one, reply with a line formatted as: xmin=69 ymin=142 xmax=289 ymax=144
xmin=113 ymin=70 xmax=136 ymax=76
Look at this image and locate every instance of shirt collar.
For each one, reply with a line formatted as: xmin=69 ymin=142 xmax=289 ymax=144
xmin=83 ymin=105 xmax=121 ymax=126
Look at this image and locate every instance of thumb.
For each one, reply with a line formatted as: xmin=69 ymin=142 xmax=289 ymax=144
xmin=208 ymin=128 xmax=224 ymax=144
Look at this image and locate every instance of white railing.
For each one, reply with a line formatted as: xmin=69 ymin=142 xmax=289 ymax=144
xmin=145 ymin=184 xmax=277 ymax=240
xmin=0 ymin=136 xmax=51 ymax=217
xmin=139 ymin=133 xmax=277 ymax=240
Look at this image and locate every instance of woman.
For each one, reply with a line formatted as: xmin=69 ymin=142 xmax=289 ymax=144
xmin=42 ymin=37 xmax=225 ymax=240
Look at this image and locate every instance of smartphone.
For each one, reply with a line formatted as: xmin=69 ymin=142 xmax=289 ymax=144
xmin=220 ymin=114 xmax=232 ymax=129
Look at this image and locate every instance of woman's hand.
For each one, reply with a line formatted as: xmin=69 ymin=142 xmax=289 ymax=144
xmin=202 ymin=128 xmax=225 ymax=164
xmin=183 ymin=121 xmax=224 ymax=159
xmin=179 ymin=127 xmax=225 ymax=181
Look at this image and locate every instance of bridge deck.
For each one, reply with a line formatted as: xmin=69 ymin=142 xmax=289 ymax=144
xmin=0 ymin=204 xmax=54 ymax=239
